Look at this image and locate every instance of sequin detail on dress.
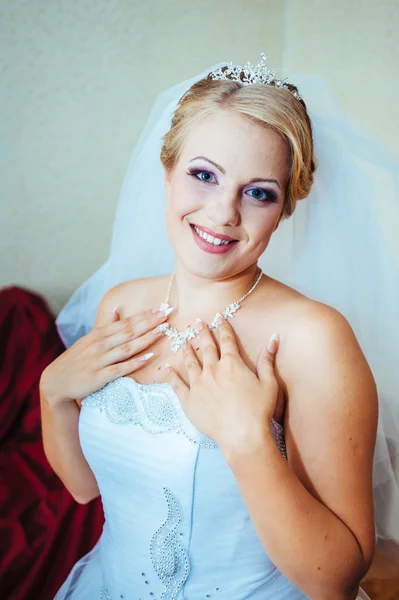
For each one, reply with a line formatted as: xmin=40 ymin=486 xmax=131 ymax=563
xmin=82 ymin=377 xmax=218 ymax=447
xmin=150 ymin=487 xmax=190 ymax=600
xmin=271 ymin=420 xmax=287 ymax=461
xmin=82 ymin=376 xmax=287 ymax=458
xmin=99 ymin=587 xmax=111 ymax=600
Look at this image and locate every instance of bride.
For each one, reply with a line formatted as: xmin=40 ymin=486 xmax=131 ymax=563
xmin=40 ymin=56 xmax=399 ymax=599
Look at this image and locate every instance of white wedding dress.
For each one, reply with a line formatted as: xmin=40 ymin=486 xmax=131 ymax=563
xmin=54 ymin=376 xmax=370 ymax=600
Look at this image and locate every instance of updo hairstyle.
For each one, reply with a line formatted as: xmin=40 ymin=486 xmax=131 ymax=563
xmin=160 ymin=68 xmax=316 ymax=218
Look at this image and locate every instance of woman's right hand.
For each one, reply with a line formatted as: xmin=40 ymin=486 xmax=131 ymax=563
xmin=40 ymin=307 xmax=170 ymax=406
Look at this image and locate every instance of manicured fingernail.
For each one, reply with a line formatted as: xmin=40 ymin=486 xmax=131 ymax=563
xmin=215 ymin=313 xmax=224 ymax=325
xmin=113 ymin=305 xmax=119 ymax=314
xmin=163 ymin=306 xmax=174 ymax=317
xmin=139 ymin=352 xmax=154 ymax=362
xmin=267 ymin=332 xmax=279 ymax=353
xmin=196 ymin=318 xmax=205 ymax=330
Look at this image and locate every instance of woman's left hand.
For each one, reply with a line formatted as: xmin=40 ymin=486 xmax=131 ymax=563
xmin=165 ymin=315 xmax=280 ymax=456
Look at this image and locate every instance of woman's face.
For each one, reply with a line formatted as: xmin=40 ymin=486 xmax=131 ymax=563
xmin=165 ymin=109 xmax=290 ymax=280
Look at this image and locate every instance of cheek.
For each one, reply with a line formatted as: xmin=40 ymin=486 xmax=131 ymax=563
xmin=242 ymin=203 xmax=282 ymax=252
xmin=168 ymin=178 xmax=204 ymax=217
xmin=242 ymin=204 xmax=282 ymax=242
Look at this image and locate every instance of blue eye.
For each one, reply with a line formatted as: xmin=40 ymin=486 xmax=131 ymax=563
xmin=247 ymin=188 xmax=277 ymax=203
xmin=189 ymin=169 xmax=216 ymax=183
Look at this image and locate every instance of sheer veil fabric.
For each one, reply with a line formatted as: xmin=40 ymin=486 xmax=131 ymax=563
xmin=56 ymin=64 xmax=399 ymax=566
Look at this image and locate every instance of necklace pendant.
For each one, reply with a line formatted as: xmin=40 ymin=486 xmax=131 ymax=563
xmin=159 ymin=322 xmax=200 ymax=353
xmin=170 ymin=327 xmax=199 ymax=352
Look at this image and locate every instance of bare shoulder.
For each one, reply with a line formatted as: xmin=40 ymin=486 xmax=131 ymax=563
xmin=94 ymin=274 xmax=170 ymax=327
xmin=252 ymin=276 xmax=376 ymax=402
xmin=275 ymin=285 xmax=371 ymax=383
xmin=255 ymin=277 xmax=366 ymax=370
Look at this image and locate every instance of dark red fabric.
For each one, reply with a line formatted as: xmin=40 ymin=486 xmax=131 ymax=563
xmin=0 ymin=286 xmax=104 ymax=600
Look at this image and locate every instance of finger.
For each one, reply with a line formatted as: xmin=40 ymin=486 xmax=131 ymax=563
xmin=100 ymin=326 xmax=163 ymax=366
xmin=181 ymin=342 xmax=202 ymax=384
xmin=257 ymin=332 xmax=279 ymax=381
xmin=131 ymin=309 xmax=172 ymax=339
xmin=196 ymin=320 xmax=219 ymax=366
xmin=216 ymin=314 xmax=240 ymax=359
xmin=100 ymin=307 xmax=171 ymax=339
xmin=102 ymin=350 xmax=156 ymax=384
xmin=164 ymin=363 xmax=190 ymax=407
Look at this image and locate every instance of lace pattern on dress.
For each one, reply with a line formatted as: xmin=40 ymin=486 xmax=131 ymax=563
xmin=82 ymin=376 xmax=287 ymax=458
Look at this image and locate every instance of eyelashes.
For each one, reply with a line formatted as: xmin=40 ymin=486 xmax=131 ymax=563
xmin=187 ymin=168 xmax=278 ymax=204
xmin=188 ymin=168 xmax=216 ymax=184
xmin=247 ymin=188 xmax=278 ymax=204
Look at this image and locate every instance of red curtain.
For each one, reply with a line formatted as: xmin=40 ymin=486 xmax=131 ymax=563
xmin=0 ymin=287 xmax=104 ymax=600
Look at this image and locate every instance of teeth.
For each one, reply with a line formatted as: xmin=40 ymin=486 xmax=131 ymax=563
xmin=193 ymin=225 xmax=231 ymax=246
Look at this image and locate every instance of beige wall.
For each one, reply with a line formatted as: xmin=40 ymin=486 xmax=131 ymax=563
xmin=1 ymin=0 xmax=398 ymax=314
xmin=284 ymin=0 xmax=399 ymax=154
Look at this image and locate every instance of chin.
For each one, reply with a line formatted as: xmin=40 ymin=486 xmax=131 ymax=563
xmin=184 ymin=263 xmax=238 ymax=281
xmin=176 ymin=249 xmax=254 ymax=282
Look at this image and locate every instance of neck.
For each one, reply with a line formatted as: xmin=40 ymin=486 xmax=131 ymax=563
xmin=165 ymin=262 xmax=262 ymax=326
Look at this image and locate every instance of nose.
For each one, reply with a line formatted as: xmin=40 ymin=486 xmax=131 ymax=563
xmin=204 ymin=190 xmax=241 ymax=228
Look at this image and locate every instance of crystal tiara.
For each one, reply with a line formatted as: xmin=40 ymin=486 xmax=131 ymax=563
xmin=208 ymin=53 xmax=301 ymax=100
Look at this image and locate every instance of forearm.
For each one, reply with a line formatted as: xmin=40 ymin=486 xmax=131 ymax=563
xmin=224 ymin=434 xmax=367 ymax=600
xmin=40 ymin=390 xmax=99 ymax=504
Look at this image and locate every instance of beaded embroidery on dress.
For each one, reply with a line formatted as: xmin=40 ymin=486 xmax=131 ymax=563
xmin=100 ymin=487 xmax=190 ymax=600
xmin=82 ymin=376 xmax=287 ymax=457
xmin=83 ymin=376 xmax=218 ymax=448
xmin=150 ymin=487 xmax=190 ymax=600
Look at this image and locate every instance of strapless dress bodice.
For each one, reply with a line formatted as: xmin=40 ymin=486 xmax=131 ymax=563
xmin=57 ymin=376 xmax=310 ymax=600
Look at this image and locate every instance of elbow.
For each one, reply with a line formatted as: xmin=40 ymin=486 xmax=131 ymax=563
xmin=308 ymin=579 xmax=364 ymax=600
xmin=69 ymin=480 xmax=100 ymax=504
xmin=71 ymin=489 xmax=100 ymax=505
xmin=309 ymin=538 xmax=375 ymax=600
xmin=72 ymin=496 xmax=95 ymax=505
xmin=308 ymin=589 xmax=359 ymax=600
xmin=303 ymin=566 xmax=366 ymax=600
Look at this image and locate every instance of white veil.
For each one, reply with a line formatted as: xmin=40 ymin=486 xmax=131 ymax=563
xmin=56 ymin=64 xmax=399 ymax=563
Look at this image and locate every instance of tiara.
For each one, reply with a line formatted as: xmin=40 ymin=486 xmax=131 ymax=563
xmin=208 ymin=53 xmax=301 ymax=100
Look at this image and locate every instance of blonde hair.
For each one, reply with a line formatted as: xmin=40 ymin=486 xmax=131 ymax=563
xmin=160 ymin=74 xmax=316 ymax=218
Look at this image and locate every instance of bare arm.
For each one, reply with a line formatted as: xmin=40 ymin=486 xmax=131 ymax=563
xmin=40 ymin=288 xmax=119 ymax=503
xmin=40 ymin=394 xmax=100 ymax=504
xmin=226 ymin=305 xmax=377 ymax=599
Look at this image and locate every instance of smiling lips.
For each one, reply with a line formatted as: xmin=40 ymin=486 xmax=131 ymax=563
xmin=190 ymin=223 xmax=238 ymax=254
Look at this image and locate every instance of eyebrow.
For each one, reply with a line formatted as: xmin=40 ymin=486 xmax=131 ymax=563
xmin=189 ymin=155 xmax=281 ymax=190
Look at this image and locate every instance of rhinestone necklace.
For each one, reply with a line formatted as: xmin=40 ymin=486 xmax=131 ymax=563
xmin=158 ymin=269 xmax=263 ymax=353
